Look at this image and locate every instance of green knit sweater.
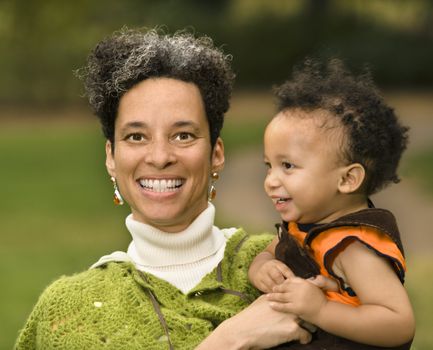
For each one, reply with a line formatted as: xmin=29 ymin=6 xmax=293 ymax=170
xmin=15 ymin=229 xmax=272 ymax=350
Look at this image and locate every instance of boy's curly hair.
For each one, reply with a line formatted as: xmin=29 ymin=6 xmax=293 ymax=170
xmin=77 ymin=27 xmax=235 ymax=148
xmin=274 ymin=58 xmax=409 ymax=195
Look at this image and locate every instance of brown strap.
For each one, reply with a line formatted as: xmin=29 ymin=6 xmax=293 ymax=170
xmin=217 ymin=233 xmax=248 ymax=283
xmin=216 ymin=262 xmax=223 ymax=282
xmin=234 ymin=234 xmax=249 ymax=253
xmin=216 ymin=235 xmax=253 ymax=303
xmin=137 ymin=271 xmax=174 ymax=350
xmin=219 ymin=287 xmax=254 ymax=303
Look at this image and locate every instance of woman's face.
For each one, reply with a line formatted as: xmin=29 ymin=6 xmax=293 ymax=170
xmin=106 ymin=77 xmax=224 ymax=232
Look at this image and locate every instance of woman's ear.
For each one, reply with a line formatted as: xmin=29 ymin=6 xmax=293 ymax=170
xmin=105 ymin=140 xmax=116 ymax=177
xmin=338 ymin=163 xmax=365 ymax=194
xmin=211 ymin=137 xmax=225 ymax=173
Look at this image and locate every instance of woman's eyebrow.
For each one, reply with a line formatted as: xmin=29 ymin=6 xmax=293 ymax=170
xmin=118 ymin=120 xmax=202 ymax=133
xmin=119 ymin=121 xmax=148 ymax=132
xmin=172 ymin=120 xmax=201 ymax=132
xmin=172 ymin=120 xmax=199 ymax=128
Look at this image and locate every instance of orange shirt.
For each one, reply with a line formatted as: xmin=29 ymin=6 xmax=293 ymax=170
xmin=287 ymin=222 xmax=406 ymax=306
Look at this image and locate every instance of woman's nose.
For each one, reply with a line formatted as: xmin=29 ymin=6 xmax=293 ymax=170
xmin=144 ymin=139 xmax=176 ymax=169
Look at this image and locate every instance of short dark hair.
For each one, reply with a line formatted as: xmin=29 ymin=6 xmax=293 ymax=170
xmin=78 ymin=28 xmax=235 ymax=148
xmin=273 ymin=58 xmax=409 ymax=195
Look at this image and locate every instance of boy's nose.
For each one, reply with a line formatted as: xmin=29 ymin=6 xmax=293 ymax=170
xmin=264 ymin=170 xmax=280 ymax=189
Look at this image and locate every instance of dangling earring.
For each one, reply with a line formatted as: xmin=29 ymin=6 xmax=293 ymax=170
xmin=208 ymin=172 xmax=219 ymax=202
xmin=110 ymin=176 xmax=124 ymax=205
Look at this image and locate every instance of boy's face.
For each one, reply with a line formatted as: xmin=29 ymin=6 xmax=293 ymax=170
xmin=263 ymin=108 xmax=349 ymax=224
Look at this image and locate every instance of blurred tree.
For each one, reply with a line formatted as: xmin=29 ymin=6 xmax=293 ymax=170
xmin=0 ymin=0 xmax=432 ymax=106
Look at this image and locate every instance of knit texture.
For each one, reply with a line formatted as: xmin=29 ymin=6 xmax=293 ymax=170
xmin=15 ymin=229 xmax=273 ymax=350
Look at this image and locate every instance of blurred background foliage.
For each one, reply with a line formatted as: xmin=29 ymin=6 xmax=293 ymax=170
xmin=1 ymin=0 xmax=433 ymax=105
xmin=1 ymin=1 xmax=433 ymax=349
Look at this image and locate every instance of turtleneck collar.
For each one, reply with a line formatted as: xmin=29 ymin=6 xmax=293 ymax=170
xmin=126 ymin=203 xmax=226 ymax=267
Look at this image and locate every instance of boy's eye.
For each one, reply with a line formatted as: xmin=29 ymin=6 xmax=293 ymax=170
xmin=282 ymin=162 xmax=294 ymax=169
xmin=264 ymin=161 xmax=271 ymax=169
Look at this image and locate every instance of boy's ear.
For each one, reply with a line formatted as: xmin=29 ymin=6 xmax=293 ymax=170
xmin=338 ymin=163 xmax=365 ymax=194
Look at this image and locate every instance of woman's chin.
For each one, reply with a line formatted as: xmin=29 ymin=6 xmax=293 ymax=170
xmin=130 ymin=203 xmax=191 ymax=231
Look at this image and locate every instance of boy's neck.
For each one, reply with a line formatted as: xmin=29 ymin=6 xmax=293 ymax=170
xmin=315 ymin=196 xmax=369 ymax=225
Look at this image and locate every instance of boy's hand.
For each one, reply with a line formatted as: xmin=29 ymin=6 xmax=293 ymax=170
xmin=308 ymin=274 xmax=339 ymax=292
xmin=253 ymin=259 xmax=294 ymax=293
xmin=267 ymin=276 xmax=328 ymax=323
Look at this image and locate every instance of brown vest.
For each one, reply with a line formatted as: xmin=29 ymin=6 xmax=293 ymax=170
xmin=270 ymin=209 xmax=412 ymax=350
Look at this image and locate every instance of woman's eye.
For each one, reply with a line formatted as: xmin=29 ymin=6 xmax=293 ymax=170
xmin=174 ymin=132 xmax=195 ymax=141
xmin=126 ymin=133 xmax=144 ymax=142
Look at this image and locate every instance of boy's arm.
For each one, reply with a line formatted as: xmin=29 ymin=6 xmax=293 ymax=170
xmin=268 ymin=240 xmax=415 ymax=347
xmin=248 ymin=236 xmax=294 ymax=293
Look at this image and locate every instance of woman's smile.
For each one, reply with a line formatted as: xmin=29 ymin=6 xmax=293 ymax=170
xmin=138 ymin=178 xmax=185 ymax=193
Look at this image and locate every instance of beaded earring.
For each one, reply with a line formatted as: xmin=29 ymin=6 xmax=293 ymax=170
xmin=110 ymin=177 xmax=124 ymax=205
xmin=208 ymin=172 xmax=219 ymax=202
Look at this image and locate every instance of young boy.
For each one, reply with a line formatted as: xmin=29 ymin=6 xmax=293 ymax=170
xmin=248 ymin=59 xmax=415 ymax=349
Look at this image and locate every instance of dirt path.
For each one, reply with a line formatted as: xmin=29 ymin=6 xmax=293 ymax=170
xmin=215 ymin=91 xmax=433 ymax=257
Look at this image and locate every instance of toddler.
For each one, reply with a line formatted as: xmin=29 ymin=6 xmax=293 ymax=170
xmin=248 ymin=59 xmax=415 ymax=349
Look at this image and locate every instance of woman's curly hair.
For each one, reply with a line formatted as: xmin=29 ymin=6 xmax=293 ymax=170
xmin=78 ymin=27 xmax=235 ymax=148
xmin=274 ymin=58 xmax=409 ymax=195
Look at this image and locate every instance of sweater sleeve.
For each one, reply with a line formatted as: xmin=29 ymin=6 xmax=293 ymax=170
xmin=15 ymin=302 xmax=38 ymax=350
xmin=15 ymin=276 xmax=67 ymax=350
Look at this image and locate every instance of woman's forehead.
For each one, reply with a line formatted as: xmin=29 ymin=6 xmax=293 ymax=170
xmin=115 ymin=78 xmax=208 ymax=129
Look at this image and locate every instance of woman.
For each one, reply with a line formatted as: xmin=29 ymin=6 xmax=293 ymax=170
xmin=15 ymin=28 xmax=312 ymax=349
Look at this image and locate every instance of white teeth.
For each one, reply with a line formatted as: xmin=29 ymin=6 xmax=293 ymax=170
xmin=161 ymin=180 xmax=167 ymax=191
xmin=139 ymin=179 xmax=183 ymax=192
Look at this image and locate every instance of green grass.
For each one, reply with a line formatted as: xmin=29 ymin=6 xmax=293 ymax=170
xmin=403 ymin=150 xmax=433 ymax=196
xmin=221 ymin=118 xmax=268 ymax=152
xmin=1 ymin=119 xmax=432 ymax=349
xmin=0 ymin=121 xmax=131 ymax=349
xmin=406 ymin=257 xmax=433 ymax=350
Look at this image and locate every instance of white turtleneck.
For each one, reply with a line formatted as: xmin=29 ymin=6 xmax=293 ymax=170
xmin=120 ymin=203 xmax=236 ymax=294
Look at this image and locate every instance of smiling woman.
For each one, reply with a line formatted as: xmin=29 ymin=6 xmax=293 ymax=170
xmin=107 ymin=78 xmax=224 ymax=233
xmin=14 ymin=28 xmax=313 ymax=349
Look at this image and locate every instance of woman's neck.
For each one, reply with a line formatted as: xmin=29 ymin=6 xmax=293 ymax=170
xmin=126 ymin=203 xmax=226 ymax=267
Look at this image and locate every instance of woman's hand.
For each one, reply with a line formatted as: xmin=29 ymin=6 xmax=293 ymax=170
xmin=196 ymin=295 xmax=312 ymax=349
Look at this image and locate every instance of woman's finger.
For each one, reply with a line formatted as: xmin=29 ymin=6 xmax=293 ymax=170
xmin=298 ymin=319 xmax=317 ymax=333
xmin=296 ymin=325 xmax=313 ymax=344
